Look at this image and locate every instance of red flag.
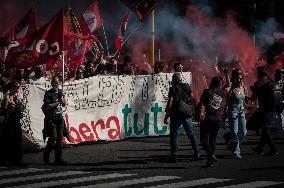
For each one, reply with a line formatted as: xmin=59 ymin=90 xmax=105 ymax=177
xmin=80 ymin=1 xmax=102 ymax=35
xmin=5 ymin=9 xmax=64 ymax=69
xmin=120 ymin=0 xmax=160 ymax=22
xmin=15 ymin=6 xmax=38 ymax=39
xmin=64 ymin=3 xmax=99 ymax=69
xmin=65 ymin=32 xmax=98 ymax=69
xmin=115 ymin=13 xmax=129 ymax=52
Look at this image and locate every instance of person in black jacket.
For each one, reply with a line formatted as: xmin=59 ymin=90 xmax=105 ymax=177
xmin=251 ymin=66 xmax=278 ymax=156
xmin=164 ymin=72 xmax=200 ymax=162
xmin=42 ymin=76 xmax=69 ymax=165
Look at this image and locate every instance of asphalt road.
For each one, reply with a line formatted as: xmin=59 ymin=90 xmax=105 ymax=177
xmin=0 ymin=128 xmax=284 ymax=188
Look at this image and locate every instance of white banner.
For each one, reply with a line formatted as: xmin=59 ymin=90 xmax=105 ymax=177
xmin=20 ymin=72 xmax=191 ymax=148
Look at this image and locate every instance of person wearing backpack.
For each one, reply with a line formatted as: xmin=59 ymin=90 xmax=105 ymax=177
xmin=199 ymin=74 xmax=230 ymax=167
xmin=251 ymin=66 xmax=279 ymax=156
xmin=164 ymin=72 xmax=200 ymax=162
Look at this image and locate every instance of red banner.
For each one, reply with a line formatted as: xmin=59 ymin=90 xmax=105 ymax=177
xmin=5 ymin=10 xmax=64 ymax=69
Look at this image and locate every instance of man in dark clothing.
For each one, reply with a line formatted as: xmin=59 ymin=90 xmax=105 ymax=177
xmin=164 ymin=73 xmax=200 ymax=162
xmin=251 ymin=66 xmax=279 ymax=156
xmin=42 ymin=76 xmax=69 ymax=165
xmin=83 ymin=61 xmax=95 ymax=78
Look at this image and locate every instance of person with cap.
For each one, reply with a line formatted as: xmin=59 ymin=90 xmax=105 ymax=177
xmin=251 ymin=66 xmax=279 ymax=156
xmin=164 ymin=72 xmax=200 ymax=162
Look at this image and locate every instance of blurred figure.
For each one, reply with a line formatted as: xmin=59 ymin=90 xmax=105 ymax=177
xmin=0 ymin=81 xmax=26 ymax=167
xmin=118 ymin=55 xmax=132 ymax=75
xmin=251 ymin=66 xmax=279 ymax=156
xmin=94 ymin=63 xmax=106 ymax=75
xmin=107 ymin=58 xmax=119 ymax=75
xmin=153 ymin=61 xmax=165 ymax=74
xmin=30 ymin=65 xmax=45 ymax=82
xmin=75 ymin=67 xmax=85 ymax=80
xmin=84 ymin=61 xmax=95 ymax=78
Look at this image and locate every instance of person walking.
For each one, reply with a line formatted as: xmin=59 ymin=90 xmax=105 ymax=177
xmin=164 ymin=73 xmax=200 ymax=162
xmin=199 ymin=75 xmax=230 ymax=167
xmin=224 ymin=70 xmax=247 ymax=159
xmin=42 ymin=76 xmax=70 ymax=165
xmin=251 ymin=66 xmax=279 ymax=156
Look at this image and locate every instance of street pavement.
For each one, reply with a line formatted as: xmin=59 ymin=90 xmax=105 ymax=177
xmin=0 ymin=128 xmax=284 ymax=188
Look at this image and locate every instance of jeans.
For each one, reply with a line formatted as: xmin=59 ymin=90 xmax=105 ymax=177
xmin=169 ymin=116 xmax=199 ymax=159
xmin=45 ymin=115 xmax=64 ymax=161
xmin=228 ymin=104 xmax=247 ymax=156
xmin=258 ymin=111 xmax=277 ymax=152
xmin=200 ymin=119 xmax=221 ymax=157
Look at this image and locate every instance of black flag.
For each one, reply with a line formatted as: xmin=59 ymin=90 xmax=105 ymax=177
xmin=120 ymin=0 xmax=160 ymax=22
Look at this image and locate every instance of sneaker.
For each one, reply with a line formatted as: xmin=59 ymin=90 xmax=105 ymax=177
xmin=206 ymin=156 xmax=218 ymax=167
xmin=223 ymin=132 xmax=230 ymax=145
xmin=194 ymin=153 xmax=201 ymax=161
xmin=252 ymin=147 xmax=264 ymax=155
xmin=232 ymin=154 xmax=242 ymax=159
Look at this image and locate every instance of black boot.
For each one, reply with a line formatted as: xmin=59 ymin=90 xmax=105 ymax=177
xmin=54 ymin=147 xmax=67 ymax=165
xmin=43 ymin=148 xmax=50 ymax=164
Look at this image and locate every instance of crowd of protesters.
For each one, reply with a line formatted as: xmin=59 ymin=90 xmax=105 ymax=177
xmin=0 ymin=50 xmax=283 ymax=167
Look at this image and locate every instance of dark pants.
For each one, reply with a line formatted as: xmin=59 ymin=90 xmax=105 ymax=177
xmin=169 ymin=116 xmax=199 ymax=159
xmin=1 ymin=118 xmax=22 ymax=165
xmin=258 ymin=111 xmax=277 ymax=152
xmin=259 ymin=127 xmax=277 ymax=152
xmin=44 ymin=115 xmax=64 ymax=161
xmin=200 ymin=119 xmax=221 ymax=157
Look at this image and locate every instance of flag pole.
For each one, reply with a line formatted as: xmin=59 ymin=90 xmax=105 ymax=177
xmin=62 ymin=51 xmax=65 ymax=91
xmin=62 ymin=9 xmax=65 ymax=92
xmin=151 ymin=10 xmax=155 ymax=66
xmin=101 ymin=20 xmax=110 ymax=56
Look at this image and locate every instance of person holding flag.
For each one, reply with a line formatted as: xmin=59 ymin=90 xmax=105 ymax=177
xmin=42 ymin=76 xmax=69 ymax=165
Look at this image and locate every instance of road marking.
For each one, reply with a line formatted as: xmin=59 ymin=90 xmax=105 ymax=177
xmin=217 ymin=181 xmax=284 ymax=188
xmin=0 ymin=171 xmax=91 ymax=184
xmin=0 ymin=168 xmax=50 ymax=177
xmin=76 ymin=176 xmax=181 ymax=188
xmin=7 ymin=173 xmax=137 ymax=188
xmin=144 ymin=178 xmax=232 ymax=188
